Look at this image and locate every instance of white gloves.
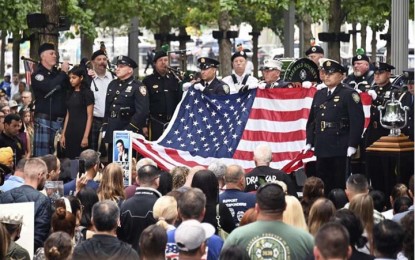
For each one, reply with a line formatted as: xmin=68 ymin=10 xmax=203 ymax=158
xmin=194 ymin=83 xmax=205 ymax=92
xmin=355 ymin=89 xmax=362 ymax=94
xmin=302 ymin=144 xmax=312 ymax=154
xmin=248 ymin=83 xmax=258 ymax=90
xmin=347 ymin=147 xmax=356 ymax=157
xmin=182 ymin=82 xmax=192 ymax=91
xmin=302 ymin=81 xmax=312 ymax=89
xmin=367 ymin=89 xmax=377 ymax=100
xmin=258 ymin=82 xmax=267 ymax=89
xmin=316 ymin=83 xmax=327 ymax=90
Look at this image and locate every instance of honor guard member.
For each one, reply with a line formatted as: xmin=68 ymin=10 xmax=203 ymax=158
xmin=104 ymin=55 xmax=149 ymax=161
xmin=32 ymin=43 xmax=70 ymax=156
xmin=222 ymin=51 xmax=258 ymax=93
xmin=343 ymin=54 xmax=374 ymax=91
xmin=89 ymin=50 xmax=114 ymax=153
xmin=260 ymin=59 xmax=291 ymax=88
xmin=193 ymin=57 xmax=230 ymax=95
xmin=399 ymin=68 xmax=414 ymax=141
xmin=305 ymin=45 xmax=324 ymax=66
xmin=365 ymin=62 xmax=399 ymax=147
xmin=305 ymin=60 xmax=364 ymax=194
xmin=142 ymin=51 xmax=182 ymax=141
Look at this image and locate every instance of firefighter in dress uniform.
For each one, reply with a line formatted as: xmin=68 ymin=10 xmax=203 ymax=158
xmin=142 ymin=51 xmax=182 ymax=141
xmin=305 ymin=59 xmax=365 ymax=194
xmin=104 ymin=55 xmax=149 ymax=162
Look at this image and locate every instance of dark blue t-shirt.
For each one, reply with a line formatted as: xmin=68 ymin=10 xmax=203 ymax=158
xmin=219 ymin=189 xmax=256 ymax=226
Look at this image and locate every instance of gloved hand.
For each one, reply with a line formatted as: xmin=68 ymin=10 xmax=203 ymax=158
xmin=288 ymin=82 xmax=302 ymax=88
xmin=355 ymin=89 xmax=362 ymax=94
xmin=347 ymin=147 xmax=357 ymax=157
xmin=302 ymin=81 xmax=312 ymax=89
xmin=316 ymin=83 xmax=327 ymax=90
xmin=367 ymin=89 xmax=377 ymax=100
xmin=182 ymin=82 xmax=192 ymax=91
xmin=194 ymin=83 xmax=205 ymax=92
xmin=248 ymin=83 xmax=258 ymax=89
xmin=258 ymin=82 xmax=267 ymax=89
xmin=302 ymin=144 xmax=312 ymax=154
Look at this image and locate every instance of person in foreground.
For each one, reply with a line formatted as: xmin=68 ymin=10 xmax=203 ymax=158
xmin=223 ymin=183 xmax=314 ymax=259
xmin=72 ymin=200 xmax=138 ymax=260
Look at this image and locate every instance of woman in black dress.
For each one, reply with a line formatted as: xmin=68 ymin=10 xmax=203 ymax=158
xmin=60 ymin=66 xmax=94 ymax=159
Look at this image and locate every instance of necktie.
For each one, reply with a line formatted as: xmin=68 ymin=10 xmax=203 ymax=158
xmin=328 ymin=90 xmax=331 ymax=96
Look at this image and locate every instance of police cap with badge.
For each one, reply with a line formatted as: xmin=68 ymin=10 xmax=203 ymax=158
xmin=305 ymin=45 xmax=324 ymax=56
xmin=322 ymin=60 xmax=347 ymax=74
xmin=373 ymin=62 xmax=395 ymax=73
xmin=116 ymin=55 xmax=138 ymax=69
xmin=197 ymin=57 xmax=220 ymax=70
xmin=402 ymin=68 xmax=414 ymax=84
xmin=231 ymin=51 xmax=247 ymax=62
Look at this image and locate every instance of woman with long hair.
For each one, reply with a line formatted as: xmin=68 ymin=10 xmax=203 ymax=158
xmin=191 ymin=169 xmax=235 ymax=234
xmin=97 ymin=163 xmax=126 ymax=205
xmin=301 ymin=177 xmax=325 ymax=222
xmin=153 ymin=195 xmax=178 ymax=231
xmin=60 ymin=65 xmax=94 ymax=159
xmin=19 ymin=108 xmax=33 ymax=157
xmin=349 ymin=193 xmax=375 ymax=255
xmin=307 ymin=198 xmax=336 ymax=236
xmin=283 ymin=195 xmax=308 ymax=231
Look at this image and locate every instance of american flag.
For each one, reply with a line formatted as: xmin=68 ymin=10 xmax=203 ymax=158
xmin=132 ymin=87 xmax=371 ymax=172
xmin=23 ymin=59 xmax=35 ymax=87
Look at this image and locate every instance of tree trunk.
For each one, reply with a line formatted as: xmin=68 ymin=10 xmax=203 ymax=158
xmin=12 ymin=32 xmax=20 ymax=75
xmin=40 ymin=0 xmax=60 ymax=47
xmin=218 ymin=10 xmax=232 ymax=77
xmin=360 ymin=22 xmax=367 ymax=52
xmin=328 ymin=0 xmax=344 ymax=61
xmin=156 ymin=18 xmax=170 ymax=50
xmin=80 ymin=29 xmax=94 ymax=62
xmin=386 ymin=20 xmax=391 ymax=64
xmin=303 ymin=14 xmax=313 ymax=54
xmin=0 ymin=31 xmax=5 ymax=77
xmin=251 ymin=30 xmax=260 ymax=78
xmin=371 ymin=28 xmax=377 ymax=62
xmin=30 ymin=33 xmax=40 ymax=60
xmin=178 ymin=26 xmax=188 ymax=71
xmin=352 ymin=22 xmax=357 ymax=54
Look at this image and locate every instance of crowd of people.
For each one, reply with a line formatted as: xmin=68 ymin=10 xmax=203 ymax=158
xmin=0 ymin=40 xmax=413 ymax=260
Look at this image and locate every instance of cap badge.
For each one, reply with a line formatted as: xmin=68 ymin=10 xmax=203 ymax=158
xmin=200 ymin=58 xmax=205 ymax=63
xmin=357 ymin=55 xmax=362 ymax=59
xmin=312 ymin=47 xmax=316 ymax=52
xmin=326 ymin=61 xmax=331 ymax=66
xmin=118 ymin=55 xmax=123 ymax=60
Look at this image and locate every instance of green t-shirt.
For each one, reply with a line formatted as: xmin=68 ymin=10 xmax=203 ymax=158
xmin=223 ymin=220 xmax=314 ymax=260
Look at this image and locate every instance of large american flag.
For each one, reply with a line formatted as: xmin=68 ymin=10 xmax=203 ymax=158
xmin=23 ymin=59 xmax=35 ymax=87
xmin=132 ymin=87 xmax=371 ymax=171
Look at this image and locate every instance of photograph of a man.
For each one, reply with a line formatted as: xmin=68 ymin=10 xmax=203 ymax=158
xmin=115 ymin=139 xmax=129 ymax=162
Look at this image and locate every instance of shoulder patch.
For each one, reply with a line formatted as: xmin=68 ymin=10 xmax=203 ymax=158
xmin=352 ymin=92 xmax=360 ymax=103
xmin=35 ymin=74 xmax=44 ymax=81
xmin=139 ymin=85 xmax=147 ymax=96
xmin=223 ymin=84 xmax=230 ymax=94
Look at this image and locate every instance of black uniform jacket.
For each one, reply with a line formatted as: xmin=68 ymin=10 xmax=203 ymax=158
xmin=202 ymin=77 xmax=229 ymax=95
xmin=306 ymin=84 xmax=365 ymax=158
xmin=104 ymin=76 xmax=149 ymax=143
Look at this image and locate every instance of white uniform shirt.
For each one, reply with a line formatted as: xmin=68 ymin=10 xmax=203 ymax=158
xmin=91 ymin=71 xmax=113 ymax=118
xmin=222 ymin=73 xmax=258 ymax=94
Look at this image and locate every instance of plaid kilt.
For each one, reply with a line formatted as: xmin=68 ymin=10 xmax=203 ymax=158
xmin=34 ymin=117 xmax=63 ymax=157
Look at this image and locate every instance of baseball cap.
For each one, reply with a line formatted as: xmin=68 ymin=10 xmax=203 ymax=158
xmin=8 ymin=100 xmax=18 ymax=108
xmin=175 ymin=220 xmax=215 ymax=251
xmin=0 ymin=212 xmax=23 ymax=225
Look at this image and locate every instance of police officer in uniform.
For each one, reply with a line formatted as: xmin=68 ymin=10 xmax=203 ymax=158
xmin=142 ymin=51 xmax=182 ymax=141
xmin=305 ymin=60 xmax=364 ymax=194
xmin=365 ymin=62 xmax=399 ymax=147
xmin=259 ymin=59 xmax=291 ymax=88
xmin=399 ymin=69 xmax=414 ymax=141
xmin=222 ymin=51 xmax=258 ymax=93
xmin=193 ymin=57 xmax=230 ymax=95
xmin=104 ymin=55 xmax=149 ymax=162
xmin=343 ymin=54 xmax=374 ymax=91
xmin=31 ymin=43 xmax=70 ymax=156
xmin=305 ymin=45 xmax=324 ymax=66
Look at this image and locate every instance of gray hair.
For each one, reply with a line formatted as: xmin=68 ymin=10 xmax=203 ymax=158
xmin=253 ymin=144 xmax=272 ymax=164
xmin=208 ymin=160 xmax=227 ymax=179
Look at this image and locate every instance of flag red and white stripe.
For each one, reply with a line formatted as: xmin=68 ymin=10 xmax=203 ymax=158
xmin=23 ymin=59 xmax=35 ymax=87
xmin=132 ymin=88 xmax=371 ymax=172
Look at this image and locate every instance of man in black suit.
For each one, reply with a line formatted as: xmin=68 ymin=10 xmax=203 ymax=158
xmin=305 ymin=59 xmax=364 ymax=194
xmin=399 ymin=68 xmax=414 ymax=141
xmin=244 ymin=144 xmax=297 ymax=197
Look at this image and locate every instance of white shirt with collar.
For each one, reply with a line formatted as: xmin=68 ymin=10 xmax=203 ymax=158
xmin=91 ymin=71 xmax=113 ymax=118
xmin=222 ymin=73 xmax=258 ymax=94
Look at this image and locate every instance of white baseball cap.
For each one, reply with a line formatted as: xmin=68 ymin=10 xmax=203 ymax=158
xmin=175 ymin=220 xmax=215 ymax=251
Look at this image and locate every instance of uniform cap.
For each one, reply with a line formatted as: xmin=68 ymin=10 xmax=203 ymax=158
xmin=175 ymin=220 xmax=215 ymax=251
xmin=231 ymin=51 xmax=247 ymax=62
xmin=153 ymin=51 xmax=167 ymax=63
xmin=305 ymin=45 xmax=324 ymax=56
xmin=91 ymin=50 xmax=107 ymax=60
xmin=322 ymin=60 xmax=347 ymax=73
xmin=352 ymin=54 xmax=370 ymax=64
xmin=38 ymin=43 xmax=55 ymax=56
xmin=116 ymin=55 xmax=138 ymax=69
xmin=261 ymin=59 xmax=282 ymax=71
xmin=197 ymin=57 xmax=220 ymax=70
xmin=373 ymin=62 xmax=395 ymax=72
xmin=402 ymin=68 xmax=414 ymax=83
